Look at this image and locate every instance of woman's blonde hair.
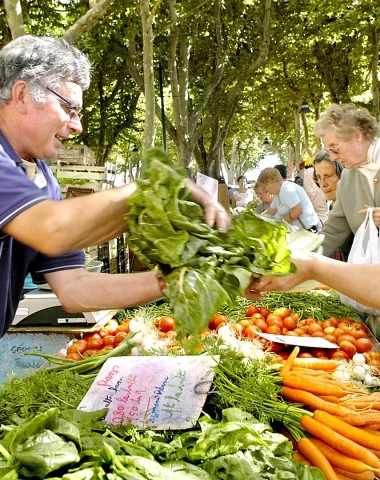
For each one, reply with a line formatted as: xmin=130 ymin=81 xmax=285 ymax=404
xmin=314 ymin=104 xmax=379 ymax=141
xmin=257 ymin=167 xmax=282 ymax=184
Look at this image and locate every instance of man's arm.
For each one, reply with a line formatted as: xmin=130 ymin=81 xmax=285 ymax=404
xmin=45 ymin=268 xmax=166 ymax=312
xmin=3 ymin=181 xmax=229 ymax=256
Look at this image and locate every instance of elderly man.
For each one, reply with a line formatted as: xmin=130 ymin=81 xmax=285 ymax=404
xmin=0 ymin=35 xmax=229 ymax=338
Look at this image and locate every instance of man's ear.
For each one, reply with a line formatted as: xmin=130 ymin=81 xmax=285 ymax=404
xmin=12 ymin=80 xmax=29 ymax=114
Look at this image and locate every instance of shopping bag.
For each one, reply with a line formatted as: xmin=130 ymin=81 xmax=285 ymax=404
xmin=340 ymin=208 xmax=380 ymax=316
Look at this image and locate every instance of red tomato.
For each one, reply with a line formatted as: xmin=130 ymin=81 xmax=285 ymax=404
xmin=158 ymin=316 xmax=176 ymax=332
xmin=311 ymin=348 xmax=328 ymax=358
xmin=349 ymin=327 xmax=367 ymax=340
xmin=267 ymin=342 xmax=283 ymax=353
xmin=285 ymin=331 xmax=299 ymax=336
xmin=87 ymin=337 xmax=104 ymax=350
xmin=324 ymin=326 xmax=336 ymax=335
xmin=272 ymin=307 xmax=291 ymax=319
xmin=245 ymin=325 xmax=261 ymax=338
xmin=253 ymin=318 xmax=268 ymax=332
xmin=278 ymin=351 xmax=290 ymax=360
xmin=326 ymin=317 xmax=340 ymax=327
xmin=245 ymin=305 xmax=260 ymax=317
xmin=101 ymin=345 xmax=114 ymax=351
xmin=299 ymin=352 xmax=314 ymax=358
xmin=311 ymin=331 xmax=324 ymax=338
xmin=266 ymin=315 xmax=283 ymax=329
xmin=338 ymin=340 xmax=357 ymax=358
xmin=323 ymin=334 xmax=338 ymax=344
xmin=239 ymin=319 xmax=254 ymax=328
xmin=290 ymin=313 xmax=300 ymax=322
xmin=293 ymin=328 xmax=305 ymax=336
xmin=114 ymin=332 xmax=128 ymax=346
xmin=337 ymin=334 xmax=357 ymax=345
xmin=97 ymin=327 xmax=110 ymax=338
xmin=115 ymin=324 xmax=130 ymax=334
xmin=329 ymin=349 xmax=349 ymax=361
xmin=209 ymin=314 xmax=227 ymax=330
xmin=333 ymin=328 xmax=344 ymax=339
xmin=104 ymin=319 xmax=119 ymax=335
xmin=103 ymin=335 xmax=116 ymax=347
xmin=351 ymin=322 xmax=368 ymax=333
xmin=259 ymin=307 xmax=271 ymax=319
xmin=355 ymin=338 xmax=372 ymax=353
xmin=340 ymin=317 xmax=355 ymax=324
xmin=67 ymin=340 xmax=87 ymax=354
xmin=266 ymin=325 xmax=282 ymax=335
xmin=283 ymin=316 xmax=297 ymax=331
xmin=216 ymin=321 xmax=228 ymax=331
xmin=82 ymin=349 xmax=99 ymax=358
xmin=321 ymin=320 xmax=333 ymax=330
xmin=251 ymin=313 xmax=264 ymax=321
xmin=305 ymin=318 xmax=317 ymax=325
xmin=84 ymin=332 xmax=102 ymax=342
xmin=66 ymin=352 xmax=82 ymax=361
xmin=308 ymin=323 xmax=323 ymax=334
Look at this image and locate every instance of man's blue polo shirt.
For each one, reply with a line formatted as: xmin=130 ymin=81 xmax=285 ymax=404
xmin=0 ymin=131 xmax=85 ymax=337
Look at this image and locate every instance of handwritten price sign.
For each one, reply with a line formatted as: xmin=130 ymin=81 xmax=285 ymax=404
xmin=77 ymin=356 xmax=217 ymax=430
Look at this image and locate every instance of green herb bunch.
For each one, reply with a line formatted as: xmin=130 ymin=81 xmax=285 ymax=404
xmin=126 ymin=149 xmax=295 ymax=337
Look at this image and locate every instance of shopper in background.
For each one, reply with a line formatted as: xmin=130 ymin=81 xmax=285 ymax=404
xmin=313 ymin=149 xmax=344 ymax=204
xmin=303 ymin=165 xmax=328 ymax=224
xmin=0 ymin=35 xmax=229 ymax=338
xmin=257 ymin=167 xmax=320 ymax=231
xmin=231 ymin=175 xmax=255 ymax=209
xmin=253 ymin=181 xmax=272 ymax=214
xmin=274 ymin=164 xmax=288 ymax=180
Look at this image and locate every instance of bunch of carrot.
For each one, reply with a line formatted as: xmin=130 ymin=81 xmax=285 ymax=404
xmin=278 ymin=347 xmax=380 ymax=480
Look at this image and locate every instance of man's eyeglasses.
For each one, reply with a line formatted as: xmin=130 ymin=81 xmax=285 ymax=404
xmin=46 ymin=86 xmax=82 ymax=120
xmin=325 ymin=142 xmax=342 ymax=154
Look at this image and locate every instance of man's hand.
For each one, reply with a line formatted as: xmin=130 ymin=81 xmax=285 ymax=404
xmin=186 ymin=179 xmax=230 ymax=230
xmin=358 ymin=205 xmax=380 ymax=228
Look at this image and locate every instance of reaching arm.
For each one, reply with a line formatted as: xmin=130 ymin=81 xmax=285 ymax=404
xmin=45 ymin=268 xmax=166 ymax=312
xmin=3 ymin=180 xmax=230 ymax=256
xmin=283 ymin=203 xmax=303 ymax=224
xmin=245 ymin=251 xmax=380 ymax=310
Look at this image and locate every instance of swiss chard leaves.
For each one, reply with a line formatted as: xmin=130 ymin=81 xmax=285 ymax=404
xmin=126 ymin=148 xmax=295 ymax=336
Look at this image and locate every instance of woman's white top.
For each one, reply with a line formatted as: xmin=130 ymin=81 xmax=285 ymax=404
xmin=270 ymin=181 xmax=319 ymax=229
xmin=233 ymin=189 xmax=254 ymax=208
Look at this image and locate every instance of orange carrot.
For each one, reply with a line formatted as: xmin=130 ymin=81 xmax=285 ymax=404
xmin=300 ymin=415 xmax=380 ymax=468
xmin=279 ymin=346 xmax=300 ymax=377
xmin=282 ymin=375 xmax=349 ymax=397
xmin=313 ymin=410 xmax=380 ymax=451
xmin=334 ymin=468 xmax=375 ymax=480
xmin=343 ymin=402 xmax=380 ymax=410
xmin=336 ymin=474 xmax=353 ymax=480
xmin=320 ymin=396 xmax=342 ymax=404
xmin=280 ymin=387 xmax=354 ymax=416
xmin=292 ymin=452 xmax=312 ymax=466
xmin=309 ymin=438 xmax=376 ymax=474
xmin=293 ymin=358 xmax=342 ymax=370
xmin=287 ymin=373 xmax=365 ymax=393
xmin=360 ymin=427 xmax=380 ymax=436
xmin=337 ymin=412 xmax=380 ymax=427
xmin=368 ymin=449 xmax=380 ymax=458
xmin=297 ymin=437 xmax=338 ymax=480
xmin=291 ymin=367 xmax=330 ymax=377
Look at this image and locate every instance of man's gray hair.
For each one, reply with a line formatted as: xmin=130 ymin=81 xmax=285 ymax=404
xmin=0 ymin=35 xmax=91 ymax=105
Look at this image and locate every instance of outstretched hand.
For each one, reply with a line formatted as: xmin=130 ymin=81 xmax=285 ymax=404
xmin=186 ymin=179 xmax=230 ymax=230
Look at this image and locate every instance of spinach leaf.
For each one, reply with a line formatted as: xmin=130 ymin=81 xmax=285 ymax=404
xmin=126 ymin=149 xmax=295 ymax=337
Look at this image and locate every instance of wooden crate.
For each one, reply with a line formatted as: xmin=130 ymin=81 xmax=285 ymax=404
xmin=50 ymin=163 xmax=117 ymax=192
xmin=53 ymin=145 xmax=95 ymax=166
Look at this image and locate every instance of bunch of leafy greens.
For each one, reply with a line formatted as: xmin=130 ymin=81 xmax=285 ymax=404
xmin=0 ymin=407 xmax=325 ymax=479
xmin=126 ymin=149 xmax=295 ymax=337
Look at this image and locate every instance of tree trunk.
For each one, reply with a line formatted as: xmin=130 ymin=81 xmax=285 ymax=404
xmin=301 ymin=112 xmax=313 ymax=157
xmin=370 ymin=25 xmax=379 ymax=120
xmin=140 ymin=0 xmax=157 ymax=151
xmin=3 ymin=0 xmax=25 ymax=39
xmin=293 ymin=108 xmax=302 ymax=169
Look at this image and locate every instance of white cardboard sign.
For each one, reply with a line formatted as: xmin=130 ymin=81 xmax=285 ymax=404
xmin=196 ymin=173 xmax=218 ymax=202
xmin=77 ymin=356 xmax=217 ymax=430
xmin=256 ymin=332 xmax=339 ymax=349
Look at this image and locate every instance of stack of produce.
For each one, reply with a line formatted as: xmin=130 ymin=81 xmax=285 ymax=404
xmin=276 ymin=346 xmax=380 ymax=480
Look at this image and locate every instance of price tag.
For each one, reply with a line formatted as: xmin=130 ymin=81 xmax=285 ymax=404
xmin=256 ymin=332 xmax=339 ymax=349
xmin=196 ymin=173 xmax=219 ymax=202
xmin=77 ymin=356 xmax=218 ymax=430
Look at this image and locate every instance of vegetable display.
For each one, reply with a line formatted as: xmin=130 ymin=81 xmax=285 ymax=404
xmin=125 ymin=148 xmax=295 ymax=337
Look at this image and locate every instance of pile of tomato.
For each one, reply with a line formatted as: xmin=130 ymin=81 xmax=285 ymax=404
xmin=205 ymin=306 xmax=380 ymax=367
xmin=65 ymin=316 xmax=176 ymax=360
